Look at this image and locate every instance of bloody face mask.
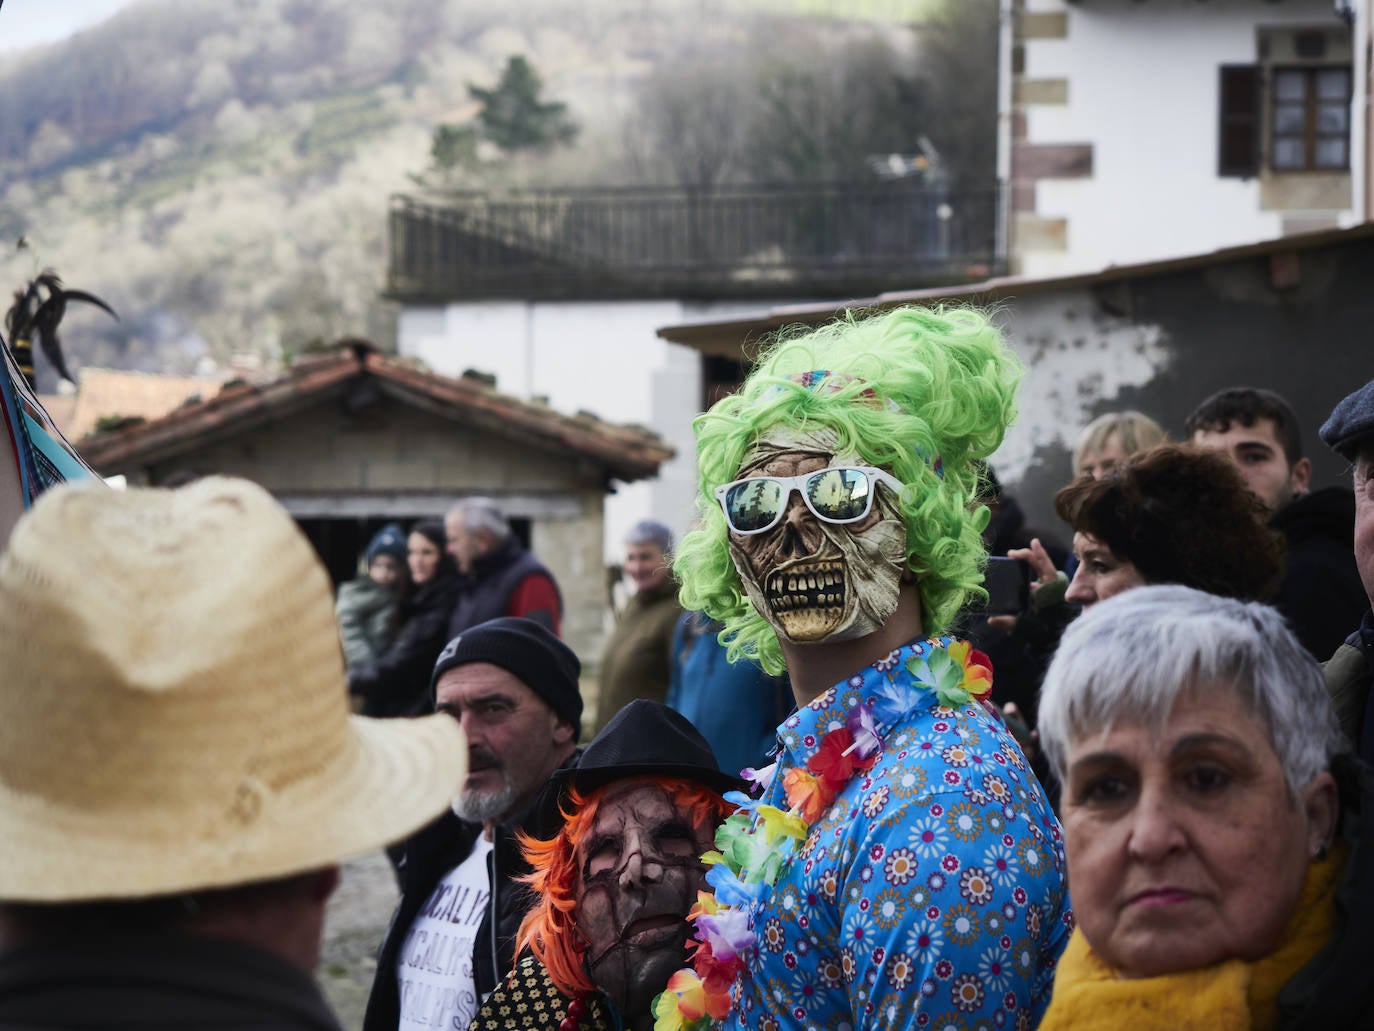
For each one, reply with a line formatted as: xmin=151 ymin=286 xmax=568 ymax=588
xmin=727 ymin=430 xmax=908 ymax=644
xmin=574 ymin=780 xmax=713 ymax=1018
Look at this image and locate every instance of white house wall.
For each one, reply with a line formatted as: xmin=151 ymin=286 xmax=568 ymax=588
xmin=1021 ymin=0 xmax=1354 ymax=279
xmin=398 ymin=299 xmax=774 ymax=558
xmin=400 ymin=293 xmax=1172 ymax=550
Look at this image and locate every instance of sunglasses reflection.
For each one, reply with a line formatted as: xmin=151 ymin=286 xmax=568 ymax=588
xmin=718 ymin=467 xmax=902 ymax=535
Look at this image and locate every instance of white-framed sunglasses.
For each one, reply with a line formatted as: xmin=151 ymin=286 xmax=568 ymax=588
xmin=714 ymin=465 xmax=905 ymax=535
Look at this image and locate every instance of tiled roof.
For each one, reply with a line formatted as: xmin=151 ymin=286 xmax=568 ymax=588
xmin=39 ymin=369 xmax=224 ymax=441
xmin=77 ymin=341 xmax=673 ymax=482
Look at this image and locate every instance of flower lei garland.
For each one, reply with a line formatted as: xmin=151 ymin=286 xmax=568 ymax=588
xmin=651 ymin=639 xmax=994 ymax=1031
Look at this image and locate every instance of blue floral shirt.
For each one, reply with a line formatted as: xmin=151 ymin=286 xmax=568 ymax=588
xmin=730 ymin=638 xmax=1071 ymax=1031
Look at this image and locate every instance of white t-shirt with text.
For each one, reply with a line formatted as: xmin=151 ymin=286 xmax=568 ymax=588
xmin=395 ymin=834 xmax=493 ymax=1031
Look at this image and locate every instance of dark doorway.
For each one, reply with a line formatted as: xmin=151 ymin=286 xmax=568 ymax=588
xmin=298 ymin=518 xmax=395 ymax=587
xmin=702 ymin=354 xmax=746 ymax=408
xmin=297 ymin=515 xmax=533 ymax=588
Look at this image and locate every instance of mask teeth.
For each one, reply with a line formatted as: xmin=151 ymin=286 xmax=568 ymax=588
xmin=766 ymin=562 xmax=845 ymax=610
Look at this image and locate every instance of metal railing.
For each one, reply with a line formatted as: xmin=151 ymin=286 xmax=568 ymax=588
xmin=386 ymin=182 xmax=1005 ymax=301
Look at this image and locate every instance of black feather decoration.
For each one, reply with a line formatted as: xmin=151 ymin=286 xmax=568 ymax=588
xmin=2 ymin=270 xmax=118 ymax=387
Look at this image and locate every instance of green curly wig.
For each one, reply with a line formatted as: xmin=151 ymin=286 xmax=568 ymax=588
xmin=674 ymin=305 xmax=1021 ymax=674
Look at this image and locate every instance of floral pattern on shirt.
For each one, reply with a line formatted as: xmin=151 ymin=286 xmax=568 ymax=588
xmin=730 ymin=638 xmax=1071 ymax=1031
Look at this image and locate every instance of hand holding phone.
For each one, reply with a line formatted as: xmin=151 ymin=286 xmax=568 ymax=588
xmin=1004 ymin=538 xmax=1060 ymax=592
xmin=981 ymin=555 xmax=1032 ymax=616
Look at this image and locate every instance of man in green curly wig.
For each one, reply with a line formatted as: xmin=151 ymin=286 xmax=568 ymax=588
xmin=668 ymin=306 xmax=1069 ymax=1031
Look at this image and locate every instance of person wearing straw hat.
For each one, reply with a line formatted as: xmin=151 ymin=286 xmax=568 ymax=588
xmin=470 ymin=700 xmax=740 ymax=1031
xmin=364 ymin=617 xmax=584 ymax=1031
xmin=0 ymin=477 xmax=467 ymax=1030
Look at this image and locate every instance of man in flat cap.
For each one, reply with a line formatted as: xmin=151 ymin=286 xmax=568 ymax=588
xmin=1320 ymin=379 xmax=1374 ymax=764
xmin=364 ymin=616 xmax=584 ymax=1031
xmin=0 ymin=478 xmax=466 ymax=1029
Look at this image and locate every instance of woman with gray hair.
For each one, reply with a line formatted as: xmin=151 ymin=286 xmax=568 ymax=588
xmin=594 ymin=519 xmax=683 ymax=733
xmin=1036 ymin=584 xmax=1372 ymax=1029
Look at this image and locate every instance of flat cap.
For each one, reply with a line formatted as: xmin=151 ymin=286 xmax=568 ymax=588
xmin=1319 ymin=379 xmax=1374 ymax=460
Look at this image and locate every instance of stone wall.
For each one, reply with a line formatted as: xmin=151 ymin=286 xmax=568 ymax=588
xmin=127 ymin=394 xmax=619 ymax=663
xmin=158 ymin=401 xmax=594 ymax=494
xmin=531 ymin=490 xmax=607 ymax=674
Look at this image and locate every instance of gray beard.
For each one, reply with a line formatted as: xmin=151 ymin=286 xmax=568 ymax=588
xmin=451 ymin=777 xmax=519 ymax=823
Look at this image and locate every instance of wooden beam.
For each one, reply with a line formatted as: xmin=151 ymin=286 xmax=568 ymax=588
xmin=274 ymin=492 xmax=588 ymax=520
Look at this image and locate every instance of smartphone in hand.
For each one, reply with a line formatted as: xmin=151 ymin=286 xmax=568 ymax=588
xmin=981 ymin=556 xmax=1032 ymax=616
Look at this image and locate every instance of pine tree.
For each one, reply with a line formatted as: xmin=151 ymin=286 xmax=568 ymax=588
xmin=468 ymin=56 xmax=578 ymax=153
xmin=430 ymin=124 xmax=477 ymax=172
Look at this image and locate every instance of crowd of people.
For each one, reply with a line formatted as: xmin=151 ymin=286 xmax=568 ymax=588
xmin=0 ymin=304 xmax=1372 ymax=1031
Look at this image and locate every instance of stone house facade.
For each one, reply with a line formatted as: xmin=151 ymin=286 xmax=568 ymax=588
xmin=79 ymin=340 xmax=673 ymax=664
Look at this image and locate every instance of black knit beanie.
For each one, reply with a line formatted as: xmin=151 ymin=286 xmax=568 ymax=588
xmin=429 ymin=617 xmax=583 ymax=738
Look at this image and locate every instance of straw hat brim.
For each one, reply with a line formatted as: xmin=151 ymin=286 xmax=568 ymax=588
xmin=0 ymin=712 xmax=467 ymax=902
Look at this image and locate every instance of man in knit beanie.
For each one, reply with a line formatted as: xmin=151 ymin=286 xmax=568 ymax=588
xmin=363 ymin=617 xmax=584 ymax=1031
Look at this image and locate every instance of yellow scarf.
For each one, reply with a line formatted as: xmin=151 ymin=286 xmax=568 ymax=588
xmin=1038 ymin=848 xmax=1345 ymax=1031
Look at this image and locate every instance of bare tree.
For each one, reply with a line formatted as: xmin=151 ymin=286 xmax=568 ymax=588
xmin=623 ymin=47 xmax=752 ymax=190
xmin=740 ymin=32 xmax=925 ymax=184
xmin=917 ymin=0 xmax=1000 ymax=189
xmin=620 ymin=8 xmax=999 ymax=191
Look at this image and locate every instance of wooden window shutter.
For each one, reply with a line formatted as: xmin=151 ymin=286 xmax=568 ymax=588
xmin=1218 ymin=65 xmax=1261 ymax=178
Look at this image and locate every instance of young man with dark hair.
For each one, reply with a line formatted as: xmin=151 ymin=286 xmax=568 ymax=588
xmin=1188 ymin=386 xmax=1365 ymax=657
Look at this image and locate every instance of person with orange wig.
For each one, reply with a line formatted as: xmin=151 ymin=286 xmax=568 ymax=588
xmin=470 ymin=701 xmax=739 ymax=1031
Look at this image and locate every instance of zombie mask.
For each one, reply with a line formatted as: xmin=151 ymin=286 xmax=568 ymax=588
xmin=574 ymin=780 xmax=713 ymax=1017
xmin=726 ymin=430 xmax=907 ymax=643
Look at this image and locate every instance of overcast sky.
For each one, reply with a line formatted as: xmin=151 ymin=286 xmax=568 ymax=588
xmin=0 ymin=0 xmax=141 ymax=54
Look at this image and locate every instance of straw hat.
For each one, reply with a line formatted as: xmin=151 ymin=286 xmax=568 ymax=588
xmin=0 ymin=476 xmax=467 ymax=902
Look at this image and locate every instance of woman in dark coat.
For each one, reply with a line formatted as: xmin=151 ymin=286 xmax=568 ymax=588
xmin=348 ymin=519 xmax=461 ymax=719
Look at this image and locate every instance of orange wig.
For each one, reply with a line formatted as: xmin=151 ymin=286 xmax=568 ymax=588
xmin=514 ymin=776 xmax=733 ymax=998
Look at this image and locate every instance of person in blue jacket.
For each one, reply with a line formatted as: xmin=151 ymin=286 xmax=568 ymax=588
xmin=667 ymin=609 xmax=792 ymax=777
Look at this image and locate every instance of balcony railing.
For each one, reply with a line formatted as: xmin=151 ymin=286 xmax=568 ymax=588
xmin=386 ymin=182 xmax=1005 ymax=302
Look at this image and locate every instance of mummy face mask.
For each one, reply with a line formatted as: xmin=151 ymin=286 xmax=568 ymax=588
xmin=726 ymin=433 xmax=908 ymax=644
xmin=574 ymin=781 xmax=713 ymax=1017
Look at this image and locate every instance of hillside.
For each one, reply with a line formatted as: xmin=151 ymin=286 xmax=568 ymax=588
xmin=0 ymin=0 xmax=984 ymax=388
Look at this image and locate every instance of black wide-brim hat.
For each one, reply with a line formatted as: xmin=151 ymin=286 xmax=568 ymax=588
xmin=552 ymin=699 xmax=746 ymax=803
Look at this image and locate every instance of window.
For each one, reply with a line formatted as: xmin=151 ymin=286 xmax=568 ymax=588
xmin=1218 ymin=65 xmax=1261 ymax=178
xmin=1271 ymin=66 xmax=1352 ymax=171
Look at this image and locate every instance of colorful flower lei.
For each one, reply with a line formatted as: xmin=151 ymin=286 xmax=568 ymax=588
xmin=650 ymin=638 xmax=993 ymax=1030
